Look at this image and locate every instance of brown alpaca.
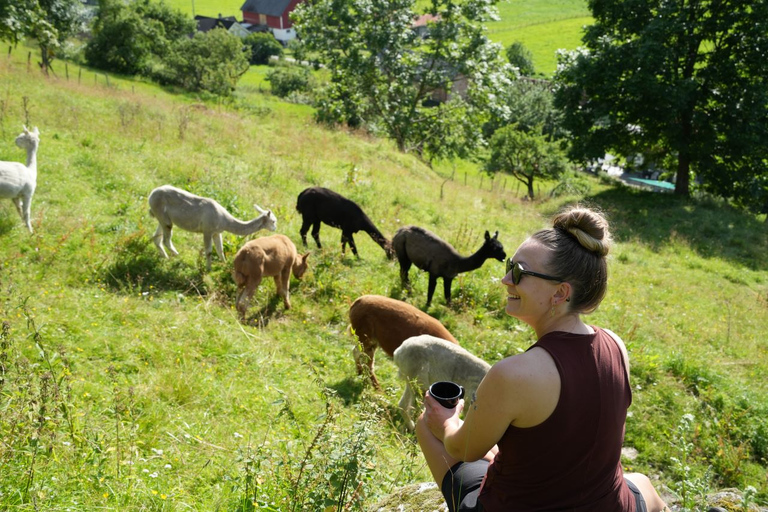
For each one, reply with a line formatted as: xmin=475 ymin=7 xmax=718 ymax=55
xmin=348 ymin=295 xmax=458 ymax=388
xmin=233 ymin=234 xmax=310 ymax=319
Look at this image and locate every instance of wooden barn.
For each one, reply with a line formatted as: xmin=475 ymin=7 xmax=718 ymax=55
xmin=240 ymin=0 xmax=304 ymax=45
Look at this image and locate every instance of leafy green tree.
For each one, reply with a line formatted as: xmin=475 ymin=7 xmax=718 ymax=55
xmin=85 ymin=0 xmax=194 ymax=76
xmin=0 ymin=0 xmax=85 ymax=73
xmin=292 ymin=0 xmax=511 ymax=159
xmin=161 ymin=28 xmax=249 ymax=96
xmin=484 ymin=124 xmax=569 ymax=200
xmin=267 ymin=65 xmax=313 ymax=98
xmin=554 ymin=0 xmax=768 ymax=211
xmin=505 ymin=41 xmax=534 ymax=76
xmin=485 ymin=79 xmax=565 ymax=143
xmin=244 ymin=32 xmax=283 ymax=65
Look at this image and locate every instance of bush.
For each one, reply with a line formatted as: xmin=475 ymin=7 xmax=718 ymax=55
xmin=266 ymin=65 xmax=313 ymax=98
xmin=506 ymin=41 xmax=535 ymax=76
xmin=159 ymin=28 xmax=250 ymax=96
xmin=244 ymin=32 xmax=283 ymax=65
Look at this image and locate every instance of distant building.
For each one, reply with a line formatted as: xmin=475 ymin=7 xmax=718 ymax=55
xmin=195 ymin=15 xmax=251 ymax=39
xmin=240 ymin=0 xmax=303 ymax=45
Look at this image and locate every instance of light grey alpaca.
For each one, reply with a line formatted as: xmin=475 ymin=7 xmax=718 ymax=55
xmin=393 ymin=334 xmax=491 ymax=430
xmin=148 ymin=185 xmax=277 ymax=270
xmin=0 ymin=126 xmax=40 ymax=233
xmin=392 ymin=226 xmax=506 ymax=307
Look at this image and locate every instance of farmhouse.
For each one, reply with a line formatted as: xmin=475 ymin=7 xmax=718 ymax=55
xmin=194 ymin=15 xmax=251 ymax=39
xmin=240 ymin=0 xmax=302 ymax=45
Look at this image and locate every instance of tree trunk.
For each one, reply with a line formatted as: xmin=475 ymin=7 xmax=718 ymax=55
xmin=675 ymin=154 xmax=690 ymax=196
xmin=675 ymin=112 xmax=693 ymax=196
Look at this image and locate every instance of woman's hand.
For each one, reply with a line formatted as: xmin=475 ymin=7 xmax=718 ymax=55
xmin=422 ymin=391 xmax=463 ymax=442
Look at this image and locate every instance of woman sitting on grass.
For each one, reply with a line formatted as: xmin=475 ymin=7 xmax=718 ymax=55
xmin=416 ymin=205 xmax=669 ymax=512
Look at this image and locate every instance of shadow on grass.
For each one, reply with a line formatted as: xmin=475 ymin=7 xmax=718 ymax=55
xmin=101 ymin=230 xmax=230 ymax=295
xmin=0 ymin=211 xmax=20 ymax=236
xmin=329 ymin=375 xmax=366 ymax=406
xmin=242 ymin=295 xmax=286 ymax=328
xmin=544 ymin=185 xmax=767 ymax=270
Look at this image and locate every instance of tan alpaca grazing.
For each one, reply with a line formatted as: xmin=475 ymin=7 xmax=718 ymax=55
xmin=233 ymin=234 xmax=310 ymax=319
xmin=348 ymin=295 xmax=458 ymax=389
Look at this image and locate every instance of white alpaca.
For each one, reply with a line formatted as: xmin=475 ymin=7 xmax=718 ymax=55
xmin=0 ymin=126 xmax=40 ymax=233
xmin=148 ymin=185 xmax=277 ymax=270
xmin=393 ymin=334 xmax=491 ymax=430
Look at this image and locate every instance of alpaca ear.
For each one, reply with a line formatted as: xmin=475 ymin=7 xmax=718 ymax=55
xmin=253 ymin=204 xmax=266 ymax=214
xmin=484 ymin=230 xmax=490 ymax=240
xmin=33 ymin=127 xmax=39 ymax=135
xmin=302 ymin=252 xmax=310 ymax=261
xmin=494 ymin=230 xmax=499 ymax=239
xmin=23 ymin=125 xmax=29 ymax=133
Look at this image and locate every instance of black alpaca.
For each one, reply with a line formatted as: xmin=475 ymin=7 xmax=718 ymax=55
xmin=295 ymin=186 xmax=393 ymax=258
xmin=392 ymin=226 xmax=506 ymax=307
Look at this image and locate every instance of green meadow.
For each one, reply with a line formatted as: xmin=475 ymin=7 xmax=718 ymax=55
xmin=0 ymin=42 xmax=767 ymax=512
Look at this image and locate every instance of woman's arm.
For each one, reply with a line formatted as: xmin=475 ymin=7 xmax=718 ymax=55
xmin=424 ymin=349 xmax=561 ymax=462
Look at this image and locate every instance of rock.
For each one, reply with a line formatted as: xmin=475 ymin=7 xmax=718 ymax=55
xmin=368 ymin=482 xmax=447 ymax=512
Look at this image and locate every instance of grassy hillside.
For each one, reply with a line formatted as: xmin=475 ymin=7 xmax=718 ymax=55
xmin=167 ymin=0 xmax=591 ymax=76
xmin=0 ymin=49 xmax=767 ymax=511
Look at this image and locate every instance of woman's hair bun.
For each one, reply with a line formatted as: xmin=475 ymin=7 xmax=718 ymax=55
xmin=553 ymin=206 xmax=612 ymax=256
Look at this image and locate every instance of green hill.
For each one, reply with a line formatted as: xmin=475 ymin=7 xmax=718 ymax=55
xmin=168 ymin=0 xmax=591 ymax=76
xmin=0 ymin=48 xmax=766 ymax=510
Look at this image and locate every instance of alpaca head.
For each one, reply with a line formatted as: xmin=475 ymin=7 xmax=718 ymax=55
xmin=16 ymin=126 xmax=40 ymax=151
xmin=483 ymin=230 xmax=506 ymax=262
xmin=293 ymin=252 xmax=311 ymax=279
xmin=254 ymin=204 xmax=278 ymax=231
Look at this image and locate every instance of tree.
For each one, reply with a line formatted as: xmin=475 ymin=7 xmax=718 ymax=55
xmin=484 ymin=79 xmax=566 ymax=143
xmin=85 ymin=0 xmax=195 ymax=76
xmin=0 ymin=0 xmax=85 ymax=73
xmin=554 ymin=0 xmax=768 ymax=211
xmin=244 ymin=32 xmax=283 ymax=65
xmin=292 ymin=0 xmax=511 ymax=160
xmin=484 ymin=124 xmax=569 ymax=200
xmin=161 ymin=28 xmax=250 ymax=96
xmin=505 ymin=41 xmax=534 ymax=76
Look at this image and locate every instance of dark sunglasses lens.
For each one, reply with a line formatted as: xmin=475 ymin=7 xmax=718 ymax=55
xmin=506 ymin=260 xmax=522 ymax=284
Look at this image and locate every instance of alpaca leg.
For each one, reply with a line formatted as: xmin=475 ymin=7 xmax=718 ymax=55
xmin=12 ymin=197 xmax=23 ymax=217
xmin=443 ymin=277 xmax=453 ymax=305
xmin=399 ymin=384 xmax=416 ymax=430
xmin=276 ymin=267 xmax=292 ymax=309
xmin=353 ymin=338 xmax=380 ymax=388
xmin=426 ymin=274 xmax=438 ymax=307
xmin=343 ymin=232 xmax=359 ymax=257
xmin=152 ymin=225 xmax=169 ymax=258
xmin=397 ymin=258 xmax=413 ymax=291
xmin=20 ymin=196 xmax=32 ymax=233
xmin=203 ymin=233 xmax=214 ymax=270
xmin=213 ymin=233 xmax=226 ymax=262
xmin=162 ymin=225 xmax=179 ymax=257
xmin=236 ymin=278 xmax=261 ymax=319
xmin=311 ymin=222 xmax=322 ymax=248
xmin=299 ymin=216 xmax=311 ymax=247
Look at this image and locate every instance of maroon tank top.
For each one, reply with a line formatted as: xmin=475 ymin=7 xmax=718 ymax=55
xmin=477 ymin=327 xmax=635 ymax=511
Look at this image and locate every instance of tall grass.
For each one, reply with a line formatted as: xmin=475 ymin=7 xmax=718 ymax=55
xmin=0 ymin=47 xmax=766 ymax=510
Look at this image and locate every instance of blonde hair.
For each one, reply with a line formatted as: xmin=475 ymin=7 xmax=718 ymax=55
xmin=531 ymin=205 xmax=612 ymax=313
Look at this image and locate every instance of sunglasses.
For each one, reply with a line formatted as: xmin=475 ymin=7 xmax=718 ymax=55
xmin=505 ymin=259 xmax=564 ymax=285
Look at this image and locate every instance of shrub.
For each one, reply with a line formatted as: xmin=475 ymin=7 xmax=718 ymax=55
xmin=244 ymin=32 xmax=283 ymax=65
xmin=159 ymin=28 xmax=250 ymax=96
xmin=266 ymin=65 xmax=313 ymax=98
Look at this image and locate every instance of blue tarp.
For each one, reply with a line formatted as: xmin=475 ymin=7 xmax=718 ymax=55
xmin=625 ymin=177 xmax=676 ymax=191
